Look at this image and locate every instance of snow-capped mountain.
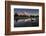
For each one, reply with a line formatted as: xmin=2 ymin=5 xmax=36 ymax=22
xmin=17 ymin=12 xmax=39 ymax=16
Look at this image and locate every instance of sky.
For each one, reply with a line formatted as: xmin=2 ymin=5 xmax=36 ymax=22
xmin=14 ymin=8 xmax=39 ymax=15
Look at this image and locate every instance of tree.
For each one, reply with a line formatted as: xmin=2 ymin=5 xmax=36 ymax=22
xmin=14 ymin=13 xmax=18 ymax=17
xmin=14 ymin=13 xmax=18 ymax=22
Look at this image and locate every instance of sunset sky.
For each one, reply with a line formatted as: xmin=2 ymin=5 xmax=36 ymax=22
xmin=14 ymin=8 xmax=39 ymax=15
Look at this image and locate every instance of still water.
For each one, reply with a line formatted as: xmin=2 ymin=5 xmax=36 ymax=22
xmin=14 ymin=18 xmax=39 ymax=27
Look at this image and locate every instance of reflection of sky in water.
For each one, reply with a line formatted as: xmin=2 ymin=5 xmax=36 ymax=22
xmin=14 ymin=8 xmax=39 ymax=15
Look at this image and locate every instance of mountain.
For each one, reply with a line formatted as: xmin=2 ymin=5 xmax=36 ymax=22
xmin=17 ymin=11 xmax=39 ymax=16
